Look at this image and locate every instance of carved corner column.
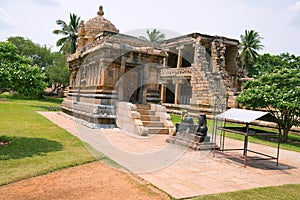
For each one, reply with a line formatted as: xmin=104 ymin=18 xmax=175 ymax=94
xmin=141 ymin=65 xmax=148 ymax=104
xmin=160 ymin=58 xmax=167 ymax=103
xmin=211 ymin=41 xmax=218 ymax=74
xmin=174 ymin=46 xmax=184 ymax=105
xmin=174 ymin=80 xmax=181 ymax=105
xmin=192 ymin=38 xmax=201 ymax=66
xmin=160 ymin=83 xmax=166 ymax=103
xmin=70 ymin=68 xmax=77 ymax=88
xmin=118 ymin=56 xmax=126 ymax=101
xmin=176 ymin=46 xmax=183 ymax=69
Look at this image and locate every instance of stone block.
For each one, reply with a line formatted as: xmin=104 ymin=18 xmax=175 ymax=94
xmin=156 ymin=105 xmax=166 ymax=112
xmin=130 ymin=111 xmax=140 ymax=119
xmin=159 ymin=112 xmax=171 ymax=120
xmin=138 ymin=126 xmax=148 ymax=136
xmin=133 ymin=119 xmax=143 ymax=126
xmin=164 ymin=120 xmax=174 ymax=128
xmin=112 ymin=43 xmax=120 ymax=49
xmin=120 ymin=44 xmax=133 ymax=52
xmin=168 ymin=127 xmax=176 ymax=135
xmin=100 ymin=42 xmax=113 ymax=49
xmin=116 ymin=102 xmax=136 ymax=111
xmin=150 ymin=104 xmax=157 ymax=111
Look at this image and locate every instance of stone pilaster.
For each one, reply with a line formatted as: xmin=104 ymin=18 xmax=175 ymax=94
xmin=160 ymin=84 xmax=166 ymax=103
xmin=190 ymin=40 xmax=211 ymax=107
xmin=174 ymin=81 xmax=180 ymax=105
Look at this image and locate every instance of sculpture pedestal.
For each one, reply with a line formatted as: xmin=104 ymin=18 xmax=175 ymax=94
xmin=166 ymin=130 xmax=213 ymax=150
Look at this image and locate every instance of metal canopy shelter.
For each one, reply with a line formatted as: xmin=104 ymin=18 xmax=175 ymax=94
xmin=214 ymin=108 xmax=280 ymax=168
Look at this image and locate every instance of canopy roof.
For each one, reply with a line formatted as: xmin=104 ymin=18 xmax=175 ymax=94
xmin=215 ymin=108 xmax=277 ymax=123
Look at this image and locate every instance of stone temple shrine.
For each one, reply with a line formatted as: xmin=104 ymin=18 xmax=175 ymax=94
xmin=61 ymin=5 xmax=246 ymax=135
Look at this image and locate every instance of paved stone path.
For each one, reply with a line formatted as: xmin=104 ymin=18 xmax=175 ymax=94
xmin=39 ymin=112 xmax=300 ymax=199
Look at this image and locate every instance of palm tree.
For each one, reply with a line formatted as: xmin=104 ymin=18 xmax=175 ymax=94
xmin=139 ymin=29 xmax=165 ymax=43
xmin=240 ymin=30 xmax=264 ymax=74
xmin=53 ymin=13 xmax=81 ymax=54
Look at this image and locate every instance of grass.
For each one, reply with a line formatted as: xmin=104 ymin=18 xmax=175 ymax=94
xmin=0 ymin=93 xmax=96 ymax=186
xmin=189 ymin=184 xmax=300 ymax=200
xmin=0 ymin=96 xmax=299 ymax=199
xmin=170 ymin=114 xmax=300 ymax=153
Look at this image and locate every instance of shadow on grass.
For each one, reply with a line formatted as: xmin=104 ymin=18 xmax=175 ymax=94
xmin=215 ymin=152 xmax=295 ymax=170
xmin=0 ymin=136 xmax=62 ymax=160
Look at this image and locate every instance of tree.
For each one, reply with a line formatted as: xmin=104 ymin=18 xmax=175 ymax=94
xmin=240 ymin=30 xmax=264 ymax=77
xmin=0 ymin=40 xmax=30 ymax=64
xmin=250 ymin=53 xmax=300 ymax=77
xmin=7 ymin=36 xmax=69 ymax=95
xmin=45 ymin=52 xmax=69 ymax=96
xmin=7 ymin=36 xmax=52 ymax=70
xmin=0 ymin=42 xmax=46 ymax=97
xmin=53 ymin=13 xmax=81 ymax=54
xmin=237 ymin=68 xmax=300 ymax=143
xmin=139 ymin=29 xmax=165 ymax=43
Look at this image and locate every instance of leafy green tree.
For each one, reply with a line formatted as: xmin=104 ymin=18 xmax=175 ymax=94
xmin=45 ymin=52 xmax=69 ymax=96
xmin=7 ymin=36 xmax=69 ymax=95
xmin=53 ymin=13 xmax=81 ymax=54
xmin=237 ymin=68 xmax=300 ymax=142
xmin=240 ymin=30 xmax=264 ymax=77
xmin=0 ymin=42 xmax=46 ymax=97
xmin=7 ymin=36 xmax=52 ymax=70
xmin=139 ymin=29 xmax=165 ymax=43
xmin=0 ymin=40 xmax=30 ymax=64
xmin=251 ymin=53 xmax=300 ymax=77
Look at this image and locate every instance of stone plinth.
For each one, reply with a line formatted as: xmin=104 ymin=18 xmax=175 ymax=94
xmin=166 ymin=131 xmax=212 ymax=150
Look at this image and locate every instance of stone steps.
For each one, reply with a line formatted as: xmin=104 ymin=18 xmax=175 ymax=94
xmin=134 ymin=104 xmax=169 ymax=135
xmin=148 ymin=127 xmax=169 ymax=134
xmin=136 ymin=109 xmax=155 ymax=115
xmin=142 ymin=121 xmax=164 ymax=127
xmin=135 ymin=104 xmax=151 ymax=110
xmin=140 ymin=115 xmax=160 ymax=121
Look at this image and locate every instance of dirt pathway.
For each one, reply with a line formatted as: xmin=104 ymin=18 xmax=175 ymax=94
xmin=0 ymin=162 xmax=169 ymax=200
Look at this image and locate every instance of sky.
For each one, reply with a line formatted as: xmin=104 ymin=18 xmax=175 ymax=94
xmin=0 ymin=0 xmax=300 ymax=55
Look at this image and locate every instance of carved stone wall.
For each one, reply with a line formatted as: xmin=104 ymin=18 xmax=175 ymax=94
xmin=162 ymin=33 xmax=245 ymax=116
xmin=62 ymin=34 xmax=167 ymax=128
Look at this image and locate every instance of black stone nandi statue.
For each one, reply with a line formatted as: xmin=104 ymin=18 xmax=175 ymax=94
xmin=176 ymin=111 xmax=195 ymax=132
xmin=170 ymin=113 xmax=209 ymax=149
xmin=196 ymin=114 xmax=208 ymax=142
xmin=181 ymin=111 xmax=194 ymax=125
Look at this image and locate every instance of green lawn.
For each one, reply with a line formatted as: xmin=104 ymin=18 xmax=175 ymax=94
xmin=190 ymin=184 xmax=300 ymax=200
xmin=1 ymin=97 xmax=299 ymax=199
xmin=0 ymin=94 xmax=95 ymax=186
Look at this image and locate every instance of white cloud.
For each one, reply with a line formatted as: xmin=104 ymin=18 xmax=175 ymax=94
xmin=289 ymin=1 xmax=300 ymax=12
xmin=0 ymin=0 xmax=299 ymax=55
xmin=31 ymin=0 xmax=59 ymax=7
xmin=0 ymin=7 xmax=18 ymax=28
xmin=287 ymin=1 xmax=300 ymax=25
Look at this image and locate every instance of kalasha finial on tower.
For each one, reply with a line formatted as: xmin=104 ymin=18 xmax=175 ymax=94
xmin=97 ymin=5 xmax=104 ymax=16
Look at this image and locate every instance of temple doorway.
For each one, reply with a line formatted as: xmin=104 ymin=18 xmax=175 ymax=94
xmin=165 ymin=83 xmax=175 ymax=103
